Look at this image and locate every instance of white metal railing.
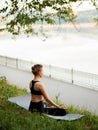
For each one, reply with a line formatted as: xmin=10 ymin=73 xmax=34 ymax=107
xmin=0 ymin=55 xmax=98 ymax=91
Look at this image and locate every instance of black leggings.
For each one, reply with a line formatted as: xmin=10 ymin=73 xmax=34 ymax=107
xmin=29 ymin=101 xmax=67 ymax=116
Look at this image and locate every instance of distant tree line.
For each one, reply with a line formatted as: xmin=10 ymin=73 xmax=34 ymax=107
xmin=0 ymin=0 xmax=98 ymax=36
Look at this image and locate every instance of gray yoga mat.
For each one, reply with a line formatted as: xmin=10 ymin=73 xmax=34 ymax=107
xmin=8 ymin=94 xmax=84 ymax=121
xmin=44 ymin=113 xmax=84 ymax=121
xmin=8 ymin=94 xmax=31 ymax=110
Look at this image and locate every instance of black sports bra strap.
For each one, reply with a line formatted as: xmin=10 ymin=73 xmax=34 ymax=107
xmin=30 ymin=80 xmax=42 ymax=95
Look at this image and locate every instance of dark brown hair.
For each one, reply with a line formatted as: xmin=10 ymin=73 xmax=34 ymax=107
xmin=31 ymin=64 xmax=43 ymax=76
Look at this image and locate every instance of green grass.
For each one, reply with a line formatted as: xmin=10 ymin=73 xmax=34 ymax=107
xmin=0 ymin=79 xmax=98 ymax=130
xmin=0 ymin=79 xmax=27 ymax=99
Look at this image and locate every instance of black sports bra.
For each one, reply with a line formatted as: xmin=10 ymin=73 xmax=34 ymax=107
xmin=30 ymin=80 xmax=42 ymax=95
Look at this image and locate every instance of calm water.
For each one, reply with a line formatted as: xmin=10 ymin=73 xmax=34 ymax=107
xmin=0 ymin=24 xmax=98 ymax=74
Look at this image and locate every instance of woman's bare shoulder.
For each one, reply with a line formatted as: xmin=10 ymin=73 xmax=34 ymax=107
xmin=35 ymin=82 xmax=45 ymax=90
xmin=36 ymin=81 xmax=44 ymax=87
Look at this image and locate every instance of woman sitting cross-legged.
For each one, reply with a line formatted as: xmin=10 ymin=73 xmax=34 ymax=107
xmin=29 ymin=64 xmax=67 ymax=116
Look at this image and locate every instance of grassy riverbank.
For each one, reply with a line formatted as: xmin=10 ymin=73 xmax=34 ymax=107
xmin=0 ymin=79 xmax=98 ymax=130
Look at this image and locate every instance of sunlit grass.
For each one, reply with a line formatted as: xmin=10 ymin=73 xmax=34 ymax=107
xmin=0 ymin=79 xmax=98 ymax=130
xmin=0 ymin=78 xmax=28 ymax=99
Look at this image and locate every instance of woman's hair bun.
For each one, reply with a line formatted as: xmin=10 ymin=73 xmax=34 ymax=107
xmin=31 ymin=64 xmax=43 ymax=76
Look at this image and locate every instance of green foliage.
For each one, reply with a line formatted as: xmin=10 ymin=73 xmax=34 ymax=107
xmin=0 ymin=0 xmax=78 ymax=36
xmin=0 ymin=79 xmax=28 ymax=99
xmin=0 ymin=0 xmax=98 ymax=36
xmin=54 ymin=93 xmax=64 ymax=105
xmin=95 ymin=18 xmax=98 ymax=25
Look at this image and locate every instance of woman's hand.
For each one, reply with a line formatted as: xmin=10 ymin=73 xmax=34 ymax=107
xmin=59 ymin=105 xmax=67 ymax=110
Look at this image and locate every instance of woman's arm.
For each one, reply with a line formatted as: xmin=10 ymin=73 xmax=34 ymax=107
xmin=29 ymin=81 xmax=32 ymax=89
xmin=39 ymin=83 xmax=67 ymax=109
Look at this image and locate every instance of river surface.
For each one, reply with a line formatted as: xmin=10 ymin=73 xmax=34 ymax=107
xmin=0 ymin=24 xmax=98 ymax=74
